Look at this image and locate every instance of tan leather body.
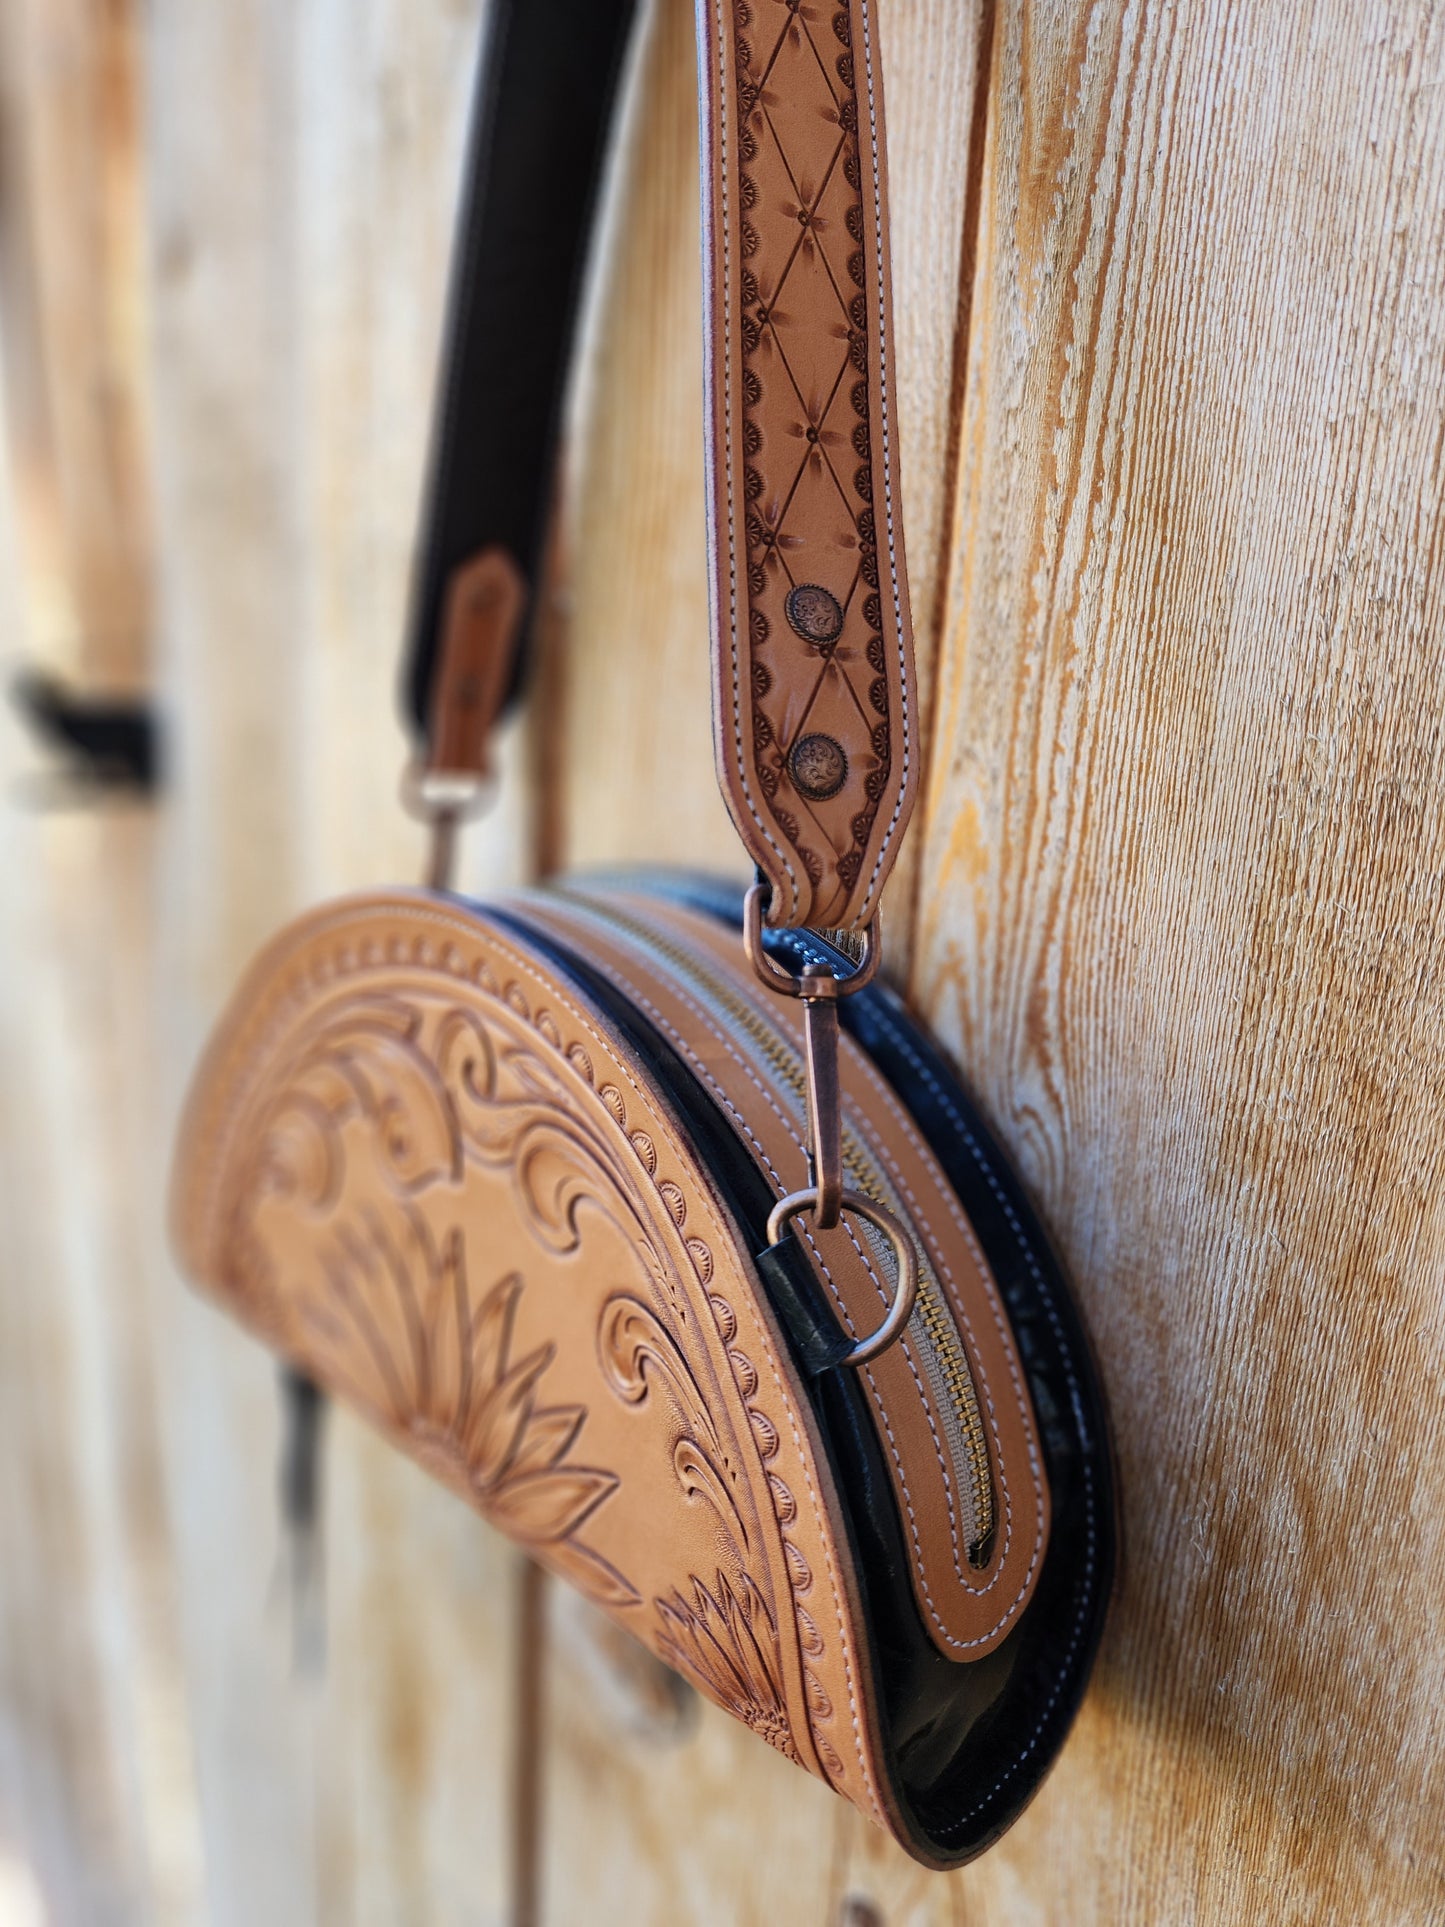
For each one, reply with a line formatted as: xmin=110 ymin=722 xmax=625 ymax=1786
xmin=170 ymin=886 xmax=1049 ymax=1847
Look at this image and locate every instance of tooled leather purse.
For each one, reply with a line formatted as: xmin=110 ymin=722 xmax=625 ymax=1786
xmin=170 ymin=0 xmax=1114 ymax=1868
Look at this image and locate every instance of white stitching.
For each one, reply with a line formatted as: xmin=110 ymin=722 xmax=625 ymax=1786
xmin=855 ymin=0 xmax=910 ymax=925
xmin=601 ymin=970 xmax=1029 ymax=1649
xmin=545 ymin=918 xmax=983 ymax=1617
xmin=540 ymin=895 xmax=1045 ymax=1647
xmin=650 ymin=914 xmax=1044 ymax=1648
xmin=856 ymin=992 xmax=1104 ymax=1836
xmin=713 ymin=0 xmax=801 ymax=923
xmin=845 ymin=1045 xmax=1050 ymax=1623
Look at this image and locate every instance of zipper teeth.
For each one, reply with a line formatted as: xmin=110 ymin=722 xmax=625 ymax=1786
xmin=544 ymin=886 xmax=994 ymax=1562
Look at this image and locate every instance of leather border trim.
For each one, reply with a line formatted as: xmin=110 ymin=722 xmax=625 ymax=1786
xmin=591 ymin=871 xmax=1118 ymax=1865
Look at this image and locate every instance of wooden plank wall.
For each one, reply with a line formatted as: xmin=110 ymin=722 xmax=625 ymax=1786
xmin=2 ymin=0 xmax=1443 ymax=1921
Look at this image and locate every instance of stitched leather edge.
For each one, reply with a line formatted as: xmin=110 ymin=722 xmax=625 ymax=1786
xmin=522 ymin=889 xmax=1047 ymax=1654
xmin=700 ymin=0 xmax=917 ymax=930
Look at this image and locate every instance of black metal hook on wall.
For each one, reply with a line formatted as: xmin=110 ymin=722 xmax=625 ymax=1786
xmin=9 ymin=665 xmax=160 ymax=793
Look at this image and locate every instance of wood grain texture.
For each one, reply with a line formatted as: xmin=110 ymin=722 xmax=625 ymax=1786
xmin=540 ymin=1618 xmax=843 ymax=1927
xmin=0 ymin=0 xmax=153 ymax=685
xmin=557 ymin=0 xmax=741 ymax=880
xmin=864 ymin=0 xmax=990 ymax=968
xmin=904 ymin=2 xmax=1445 ymax=1920
xmin=5 ymin=0 xmax=1445 ymax=1920
xmin=143 ymin=2 xmax=520 ymax=1922
xmin=0 ymin=778 xmax=206 ymax=1927
xmin=0 ymin=19 xmax=201 ymax=1925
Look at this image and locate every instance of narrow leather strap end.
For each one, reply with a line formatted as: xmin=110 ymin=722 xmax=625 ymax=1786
xmin=699 ymin=0 xmax=917 ymax=932
xmin=426 ymin=547 xmax=529 ymax=778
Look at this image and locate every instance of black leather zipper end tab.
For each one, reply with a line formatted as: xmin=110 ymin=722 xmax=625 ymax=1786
xmin=755 ymin=1233 xmax=852 ymax=1377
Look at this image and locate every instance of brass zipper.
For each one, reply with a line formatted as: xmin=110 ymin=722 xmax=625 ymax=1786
xmin=540 ymin=885 xmax=995 ymax=1565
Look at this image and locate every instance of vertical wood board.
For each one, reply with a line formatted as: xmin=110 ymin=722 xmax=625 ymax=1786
xmin=908 ymin=3 xmax=1445 ymax=1919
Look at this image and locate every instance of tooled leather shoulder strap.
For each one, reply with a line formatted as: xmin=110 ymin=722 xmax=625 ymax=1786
xmin=406 ymin=0 xmax=915 ymax=937
xmin=697 ymin=0 xmax=915 ymax=933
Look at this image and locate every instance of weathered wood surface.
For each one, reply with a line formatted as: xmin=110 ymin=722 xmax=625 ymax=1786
xmin=3 ymin=0 xmax=1444 ymax=1921
xmin=906 ymin=5 xmax=1445 ymax=1920
xmin=0 ymin=0 xmax=152 ymax=686
xmin=144 ymin=3 xmax=526 ymax=1923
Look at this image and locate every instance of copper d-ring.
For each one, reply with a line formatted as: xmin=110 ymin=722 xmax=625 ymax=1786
xmin=742 ymin=880 xmax=881 ymax=1000
xmin=766 ymin=1188 xmax=919 ymax=1368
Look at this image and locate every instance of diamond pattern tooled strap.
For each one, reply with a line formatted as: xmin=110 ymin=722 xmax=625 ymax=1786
xmin=698 ymin=0 xmax=916 ymax=932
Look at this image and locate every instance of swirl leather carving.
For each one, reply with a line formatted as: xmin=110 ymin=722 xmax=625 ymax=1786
xmin=176 ymin=911 xmax=857 ymax=1795
xmin=600 ymin=1295 xmax=751 ymax=1551
xmin=600 ymin=1292 xmax=799 ymax=1758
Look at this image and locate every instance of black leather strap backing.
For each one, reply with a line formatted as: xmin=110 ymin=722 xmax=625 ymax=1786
xmin=404 ymin=0 xmax=639 ymax=742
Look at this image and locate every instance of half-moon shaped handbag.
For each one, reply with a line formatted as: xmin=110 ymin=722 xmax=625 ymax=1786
xmin=170 ymin=0 xmax=1114 ymax=1867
